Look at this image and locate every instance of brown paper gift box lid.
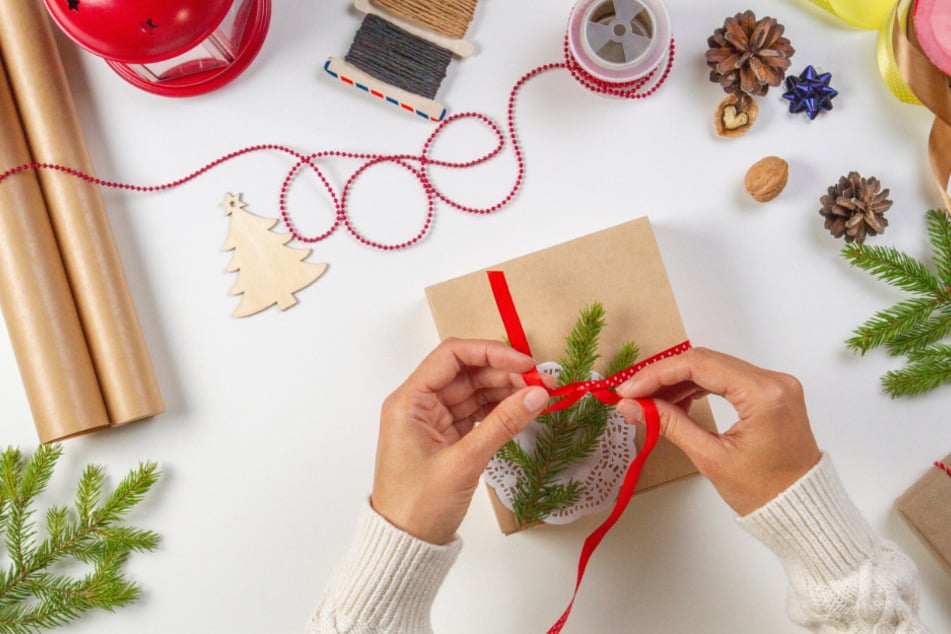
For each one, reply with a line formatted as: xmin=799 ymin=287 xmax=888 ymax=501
xmin=895 ymin=453 xmax=951 ymax=575
xmin=425 ymin=217 xmax=717 ymax=534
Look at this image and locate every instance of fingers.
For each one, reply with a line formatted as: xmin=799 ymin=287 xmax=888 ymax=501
xmin=617 ymin=398 xmax=723 ymax=473
xmin=437 ymin=366 xmax=523 ymax=410
xmin=616 ymin=347 xmax=769 ymax=410
xmin=445 ymin=386 xmax=519 ymax=422
xmin=453 ymin=386 xmax=549 ymax=468
xmin=411 ymin=338 xmax=537 ymax=393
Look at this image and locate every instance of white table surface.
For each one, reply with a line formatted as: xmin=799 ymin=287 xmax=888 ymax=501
xmin=1 ymin=0 xmax=950 ymax=632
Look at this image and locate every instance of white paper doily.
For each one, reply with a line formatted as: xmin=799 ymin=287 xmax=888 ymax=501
xmin=483 ymin=362 xmax=639 ymax=525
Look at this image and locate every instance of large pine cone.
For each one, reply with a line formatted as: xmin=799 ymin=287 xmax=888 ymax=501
xmin=820 ymin=172 xmax=893 ymax=243
xmin=706 ymin=11 xmax=795 ymax=98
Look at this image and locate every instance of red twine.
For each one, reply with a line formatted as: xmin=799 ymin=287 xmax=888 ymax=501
xmin=0 ymin=39 xmax=673 ymax=253
xmin=935 ymin=461 xmax=951 ymax=478
xmin=485 ymin=270 xmax=688 ymax=632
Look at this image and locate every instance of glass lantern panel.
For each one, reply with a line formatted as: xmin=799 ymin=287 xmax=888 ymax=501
xmin=125 ymin=0 xmax=255 ymax=83
xmin=217 ymin=0 xmax=255 ymax=50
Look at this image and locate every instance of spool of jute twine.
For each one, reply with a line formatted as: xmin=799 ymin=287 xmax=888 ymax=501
xmin=371 ymin=0 xmax=477 ymax=40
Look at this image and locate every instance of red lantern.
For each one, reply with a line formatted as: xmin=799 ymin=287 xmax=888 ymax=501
xmin=44 ymin=0 xmax=271 ymax=97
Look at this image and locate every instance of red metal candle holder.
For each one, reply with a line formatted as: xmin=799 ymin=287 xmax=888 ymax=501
xmin=44 ymin=0 xmax=271 ymax=97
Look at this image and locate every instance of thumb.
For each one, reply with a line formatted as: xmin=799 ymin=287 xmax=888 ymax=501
xmin=456 ymin=386 xmax=549 ymax=467
xmin=618 ymin=398 xmax=722 ymax=473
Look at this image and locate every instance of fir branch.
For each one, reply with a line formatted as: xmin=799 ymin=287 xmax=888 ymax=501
xmin=842 ymin=242 xmax=940 ymax=296
xmin=0 ymin=445 xmax=160 ymax=633
xmin=881 ymin=344 xmax=951 ymax=397
xmin=845 ymin=297 xmax=938 ymax=354
xmin=843 ymin=209 xmax=951 ymax=396
xmin=558 ymin=303 xmax=605 ymax=385
xmin=886 ymin=306 xmax=951 ymax=356
xmin=926 ymin=209 xmax=951 ymax=287
xmin=502 ymin=303 xmax=639 ymax=525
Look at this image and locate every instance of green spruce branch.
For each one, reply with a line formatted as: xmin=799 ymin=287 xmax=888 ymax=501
xmin=0 ymin=444 xmax=160 ymax=633
xmin=498 ymin=303 xmax=638 ymax=526
xmin=844 ymin=209 xmax=951 ymax=397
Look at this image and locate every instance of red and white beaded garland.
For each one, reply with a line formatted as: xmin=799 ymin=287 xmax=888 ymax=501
xmin=0 ymin=13 xmax=674 ymax=253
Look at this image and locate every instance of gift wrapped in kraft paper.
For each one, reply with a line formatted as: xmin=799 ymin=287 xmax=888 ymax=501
xmin=0 ymin=0 xmax=163 ymax=434
xmin=895 ymin=454 xmax=951 ymax=575
xmin=426 ymin=217 xmax=717 ymax=534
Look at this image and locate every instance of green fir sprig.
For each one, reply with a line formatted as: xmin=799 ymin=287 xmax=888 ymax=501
xmin=0 ymin=444 xmax=160 ymax=633
xmin=498 ymin=303 xmax=638 ymax=526
xmin=843 ymin=209 xmax=951 ymax=397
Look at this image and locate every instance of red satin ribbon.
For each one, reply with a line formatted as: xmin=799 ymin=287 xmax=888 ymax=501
xmin=485 ymin=270 xmax=690 ymax=632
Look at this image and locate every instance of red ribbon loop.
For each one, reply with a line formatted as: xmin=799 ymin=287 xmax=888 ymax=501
xmin=487 ymin=270 xmax=690 ymax=413
xmin=485 ymin=270 xmax=691 ymax=632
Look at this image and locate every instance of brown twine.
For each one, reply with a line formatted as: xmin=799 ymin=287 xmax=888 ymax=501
xmin=370 ymin=0 xmax=477 ymax=40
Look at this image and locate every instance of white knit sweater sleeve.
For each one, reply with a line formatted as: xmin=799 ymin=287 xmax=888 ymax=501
xmin=306 ymin=502 xmax=462 ymax=634
xmin=738 ymin=453 xmax=929 ymax=633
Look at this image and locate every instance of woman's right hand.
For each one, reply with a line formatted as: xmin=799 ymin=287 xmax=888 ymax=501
xmin=615 ymin=348 xmax=821 ymax=516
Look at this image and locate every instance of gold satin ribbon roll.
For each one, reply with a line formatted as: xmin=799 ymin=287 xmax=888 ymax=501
xmin=877 ymin=0 xmax=921 ymax=105
xmin=929 ymin=120 xmax=951 ymax=211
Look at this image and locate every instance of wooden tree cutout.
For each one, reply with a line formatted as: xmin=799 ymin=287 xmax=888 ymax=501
xmin=221 ymin=193 xmax=327 ymax=317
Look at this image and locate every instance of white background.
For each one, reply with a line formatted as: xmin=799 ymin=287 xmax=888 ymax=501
xmin=1 ymin=0 xmax=949 ymax=632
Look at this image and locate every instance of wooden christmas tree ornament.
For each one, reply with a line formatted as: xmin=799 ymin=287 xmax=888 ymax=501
xmin=220 ymin=193 xmax=327 ymax=317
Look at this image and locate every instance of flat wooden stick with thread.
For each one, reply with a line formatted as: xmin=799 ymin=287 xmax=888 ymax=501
xmin=325 ymin=0 xmax=478 ymax=120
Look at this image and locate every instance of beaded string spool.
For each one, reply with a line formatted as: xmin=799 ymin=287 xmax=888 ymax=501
xmin=567 ymin=0 xmax=672 ymax=94
xmin=324 ymin=0 xmax=477 ymax=121
xmin=0 ymin=0 xmax=674 ymax=254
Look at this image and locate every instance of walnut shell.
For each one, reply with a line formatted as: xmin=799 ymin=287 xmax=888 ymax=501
xmin=745 ymin=156 xmax=789 ymax=202
xmin=715 ymin=94 xmax=758 ymax=137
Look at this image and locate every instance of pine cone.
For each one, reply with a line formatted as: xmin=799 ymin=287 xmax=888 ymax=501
xmin=706 ymin=11 xmax=795 ymax=99
xmin=820 ymin=172 xmax=893 ymax=243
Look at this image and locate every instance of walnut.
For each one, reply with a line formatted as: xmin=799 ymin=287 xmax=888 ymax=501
xmin=715 ymin=94 xmax=758 ymax=137
xmin=745 ymin=156 xmax=788 ymax=202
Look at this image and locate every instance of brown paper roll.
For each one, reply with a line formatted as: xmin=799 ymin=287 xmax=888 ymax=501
xmin=0 ymin=59 xmax=109 ymax=442
xmin=0 ymin=0 xmax=163 ymax=425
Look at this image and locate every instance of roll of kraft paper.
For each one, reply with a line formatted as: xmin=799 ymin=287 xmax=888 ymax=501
xmin=0 ymin=0 xmax=164 ymax=425
xmin=0 ymin=58 xmax=110 ymax=442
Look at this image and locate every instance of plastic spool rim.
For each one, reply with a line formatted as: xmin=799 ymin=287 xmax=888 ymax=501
xmin=568 ymin=0 xmax=671 ymax=83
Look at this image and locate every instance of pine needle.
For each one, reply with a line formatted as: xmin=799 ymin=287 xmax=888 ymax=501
xmin=844 ymin=209 xmax=951 ymax=396
xmin=0 ymin=445 xmax=160 ymax=633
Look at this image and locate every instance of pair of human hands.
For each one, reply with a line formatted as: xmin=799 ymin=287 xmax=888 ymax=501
xmin=371 ymin=338 xmax=820 ymax=545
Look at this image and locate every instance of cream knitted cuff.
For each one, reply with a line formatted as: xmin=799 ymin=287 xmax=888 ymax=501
xmin=309 ymin=502 xmax=462 ymax=634
xmin=737 ymin=453 xmax=879 ymax=586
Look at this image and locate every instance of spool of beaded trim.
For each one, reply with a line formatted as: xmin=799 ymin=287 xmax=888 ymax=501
xmin=567 ymin=0 xmax=672 ymax=90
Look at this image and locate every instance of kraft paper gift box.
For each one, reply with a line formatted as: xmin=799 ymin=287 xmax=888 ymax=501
xmin=425 ymin=217 xmax=718 ymax=534
xmin=895 ymin=454 xmax=951 ymax=575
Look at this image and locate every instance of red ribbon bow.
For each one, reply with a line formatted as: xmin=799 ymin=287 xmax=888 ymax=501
xmin=486 ymin=270 xmax=690 ymax=632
